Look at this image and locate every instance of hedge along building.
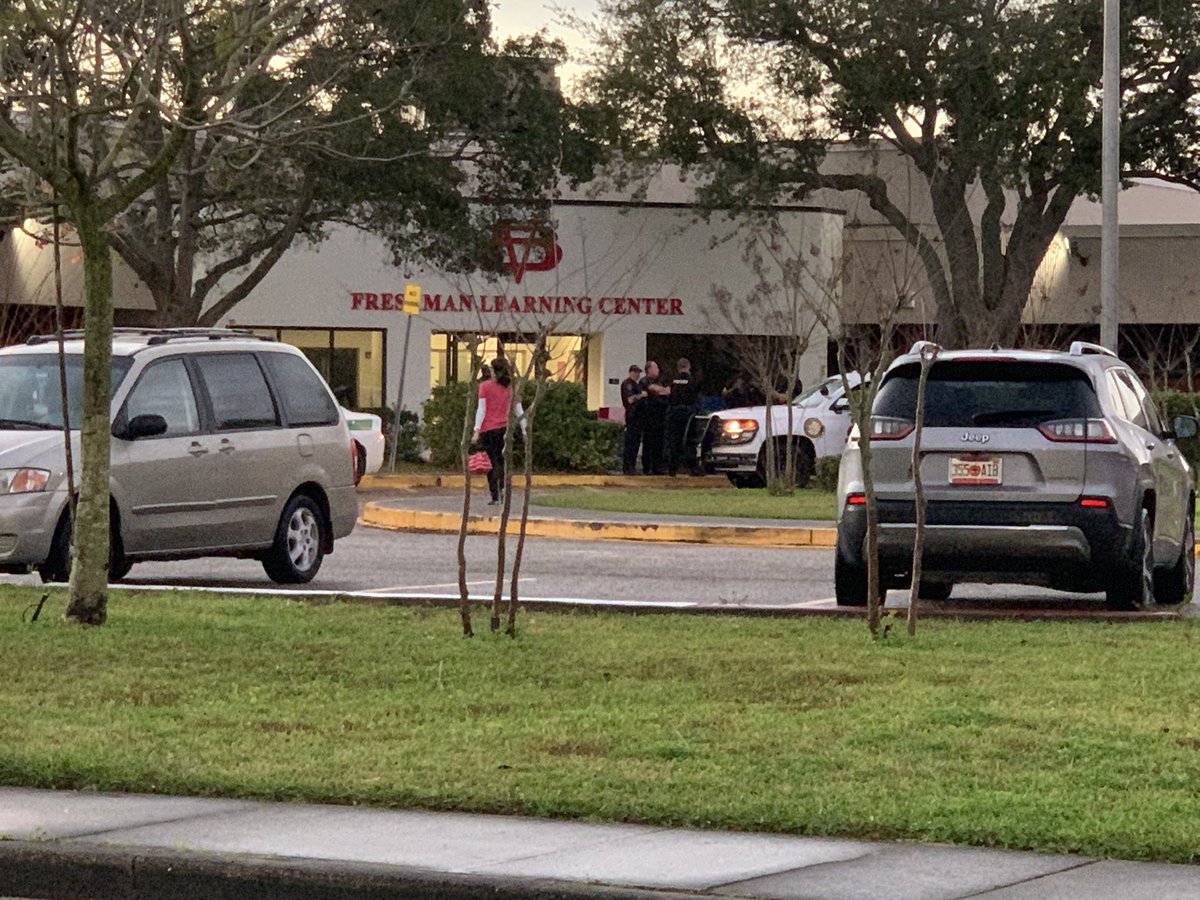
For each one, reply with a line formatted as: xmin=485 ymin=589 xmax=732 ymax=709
xmin=206 ymin=199 xmax=845 ymax=417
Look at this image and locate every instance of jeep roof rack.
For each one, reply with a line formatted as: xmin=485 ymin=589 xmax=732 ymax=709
xmin=1068 ymin=340 xmax=1117 ymax=359
xmin=25 ymin=327 xmax=272 ymax=347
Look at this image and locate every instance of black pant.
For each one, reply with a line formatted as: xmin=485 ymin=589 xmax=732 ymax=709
xmin=665 ymin=406 xmax=696 ymax=475
xmin=480 ymin=427 xmax=506 ymax=501
xmin=622 ymin=408 xmax=644 ymax=474
xmin=641 ymin=403 xmax=667 ymax=474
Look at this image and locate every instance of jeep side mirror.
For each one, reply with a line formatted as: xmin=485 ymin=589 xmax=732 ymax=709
xmin=124 ymin=413 xmax=168 ymax=439
xmin=1172 ymin=415 xmax=1198 ymax=440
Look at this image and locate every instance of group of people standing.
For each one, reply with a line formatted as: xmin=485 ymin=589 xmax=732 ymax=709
xmin=620 ymin=358 xmax=701 ymax=476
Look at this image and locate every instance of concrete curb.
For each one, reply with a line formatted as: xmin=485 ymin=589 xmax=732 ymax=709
xmin=0 ymin=839 xmax=700 ymax=900
xmin=360 ymin=502 xmax=838 ymax=549
xmin=361 ymin=473 xmax=732 ymax=490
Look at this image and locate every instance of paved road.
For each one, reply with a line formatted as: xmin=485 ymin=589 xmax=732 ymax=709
xmin=4 ymin=489 xmax=1191 ymax=615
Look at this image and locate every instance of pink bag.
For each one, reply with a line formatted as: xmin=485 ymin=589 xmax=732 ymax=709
xmin=467 ymin=451 xmax=492 ymax=474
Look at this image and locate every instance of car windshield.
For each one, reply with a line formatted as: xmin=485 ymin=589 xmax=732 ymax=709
xmin=874 ymin=361 xmax=1101 ymax=427
xmin=0 ymin=354 xmax=134 ymax=430
xmin=794 ymin=376 xmax=843 ymax=408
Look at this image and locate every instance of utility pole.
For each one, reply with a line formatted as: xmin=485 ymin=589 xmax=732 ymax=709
xmin=1099 ymin=0 xmax=1120 ymax=351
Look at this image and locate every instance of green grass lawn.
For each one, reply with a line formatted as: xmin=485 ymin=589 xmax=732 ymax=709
xmin=3 ymin=587 xmax=1200 ymax=863
xmin=532 ymin=487 xmax=838 ymax=520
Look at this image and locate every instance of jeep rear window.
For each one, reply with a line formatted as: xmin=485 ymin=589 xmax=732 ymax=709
xmin=874 ymin=361 xmax=1101 ymax=427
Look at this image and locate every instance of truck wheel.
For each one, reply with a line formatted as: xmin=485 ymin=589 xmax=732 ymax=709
xmin=759 ymin=441 xmax=815 ymax=489
xmin=835 ymin=549 xmax=882 ymax=606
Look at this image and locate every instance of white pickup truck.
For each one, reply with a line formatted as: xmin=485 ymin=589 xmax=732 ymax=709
xmin=696 ymin=374 xmax=861 ymax=488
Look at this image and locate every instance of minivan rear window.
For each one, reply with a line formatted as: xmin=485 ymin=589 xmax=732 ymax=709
xmin=261 ymin=352 xmax=339 ymax=427
xmin=874 ymin=361 xmax=1101 ymax=427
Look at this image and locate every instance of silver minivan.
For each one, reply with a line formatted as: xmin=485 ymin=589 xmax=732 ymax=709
xmin=0 ymin=328 xmax=358 ymax=584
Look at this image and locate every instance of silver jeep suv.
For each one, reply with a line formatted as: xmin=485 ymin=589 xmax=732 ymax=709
xmin=0 ymin=328 xmax=358 ymax=585
xmin=835 ymin=342 xmax=1197 ymax=610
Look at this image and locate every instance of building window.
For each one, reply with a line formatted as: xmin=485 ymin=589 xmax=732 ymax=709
xmin=249 ymin=327 xmax=384 ymax=410
xmin=430 ymin=332 xmax=586 ymax=389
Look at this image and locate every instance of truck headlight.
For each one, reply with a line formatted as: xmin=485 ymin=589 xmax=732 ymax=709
xmin=719 ymin=418 xmax=758 ymax=445
xmin=0 ymin=468 xmax=49 ymax=494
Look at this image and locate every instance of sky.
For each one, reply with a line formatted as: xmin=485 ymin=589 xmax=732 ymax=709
xmin=491 ymin=0 xmax=598 ymax=91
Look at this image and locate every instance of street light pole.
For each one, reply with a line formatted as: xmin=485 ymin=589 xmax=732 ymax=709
xmin=1099 ymin=0 xmax=1120 ymax=351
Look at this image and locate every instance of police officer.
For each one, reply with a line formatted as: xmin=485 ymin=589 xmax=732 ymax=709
xmin=665 ymin=357 xmax=700 ymax=476
xmin=620 ymin=364 xmax=645 ymax=475
xmin=639 ymin=360 xmax=669 ymax=475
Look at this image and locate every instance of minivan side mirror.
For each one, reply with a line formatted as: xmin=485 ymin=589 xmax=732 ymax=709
xmin=118 ymin=414 xmax=168 ymax=440
xmin=1172 ymin=415 xmax=1198 ymax=440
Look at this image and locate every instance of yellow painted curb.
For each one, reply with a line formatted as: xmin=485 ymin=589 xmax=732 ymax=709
xmin=360 ymin=473 xmax=733 ymax=490
xmin=360 ymin=502 xmax=836 ymax=549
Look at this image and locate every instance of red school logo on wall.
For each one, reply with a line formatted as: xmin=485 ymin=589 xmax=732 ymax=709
xmin=497 ymin=221 xmax=562 ymax=284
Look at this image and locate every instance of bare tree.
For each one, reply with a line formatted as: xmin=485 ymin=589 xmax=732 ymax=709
xmin=710 ymin=220 xmax=822 ymax=492
xmin=811 ymin=237 xmax=931 ymax=636
xmin=0 ymin=0 xmax=319 ymax=623
xmin=906 ymin=342 xmax=939 ymax=637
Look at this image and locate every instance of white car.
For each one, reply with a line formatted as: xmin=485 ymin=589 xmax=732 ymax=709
xmin=700 ymin=374 xmax=861 ymax=488
xmin=342 ymin=408 xmax=384 ymax=481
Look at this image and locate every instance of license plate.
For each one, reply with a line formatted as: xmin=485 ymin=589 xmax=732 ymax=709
xmin=949 ymin=456 xmax=1002 ymax=485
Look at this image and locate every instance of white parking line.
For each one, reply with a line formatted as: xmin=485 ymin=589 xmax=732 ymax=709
xmin=786 ymin=598 xmax=837 ymax=608
xmin=360 ymin=579 xmax=534 ymax=593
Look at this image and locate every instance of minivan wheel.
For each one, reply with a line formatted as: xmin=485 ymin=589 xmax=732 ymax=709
xmin=1155 ymin=510 xmax=1194 ymax=607
xmin=263 ymin=494 xmax=325 ymax=584
xmin=1107 ymin=507 xmax=1155 ymax=611
xmin=834 ymin=549 xmax=885 ymax=607
xmin=38 ymin=510 xmax=131 ymax=584
xmin=38 ymin=516 xmax=72 ymax=583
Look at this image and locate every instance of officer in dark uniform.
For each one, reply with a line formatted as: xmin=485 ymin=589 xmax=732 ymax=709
xmin=620 ymin=364 xmax=645 ymax=475
xmin=665 ymin=357 xmax=700 ymax=476
xmin=639 ymin=360 xmax=669 ymax=475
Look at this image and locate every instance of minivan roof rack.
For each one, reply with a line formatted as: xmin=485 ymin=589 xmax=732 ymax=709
xmin=1068 ymin=340 xmax=1117 ymax=359
xmin=25 ymin=327 xmax=272 ymax=347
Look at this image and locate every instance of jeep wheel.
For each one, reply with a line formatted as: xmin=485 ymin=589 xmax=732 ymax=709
xmin=835 ymin=549 xmax=886 ymax=607
xmin=918 ymin=581 xmax=953 ymax=601
xmin=1107 ymin=507 xmax=1155 ymax=611
xmin=1155 ymin=509 xmax=1194 ymax=607
xmin=262 ymin=494 xmax=325 ymax=584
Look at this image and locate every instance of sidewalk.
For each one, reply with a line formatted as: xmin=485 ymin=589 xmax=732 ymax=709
xmin=2 ymin=787 xmax=1196 ymax=899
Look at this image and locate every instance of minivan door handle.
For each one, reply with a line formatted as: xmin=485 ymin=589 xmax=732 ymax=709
xmin=188 ymin=442 xmax=209 ymax=457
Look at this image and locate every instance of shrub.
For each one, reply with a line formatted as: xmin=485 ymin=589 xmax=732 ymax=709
xmin=813 ymin=455 xmax=840 ymax=493
xmin=421 ymin=382 xmax=472 ymax=467
xmin=420 ymin=380 xmax=622 ymax=472
xmin=360 ymin=407 xmax=423 ymax=466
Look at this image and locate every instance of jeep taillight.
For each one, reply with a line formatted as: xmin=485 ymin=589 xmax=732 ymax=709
xmin=1037 ymin=418 xmax=1117 ymax=444
xmin=869 ymin=416 xmax=915 ymax=440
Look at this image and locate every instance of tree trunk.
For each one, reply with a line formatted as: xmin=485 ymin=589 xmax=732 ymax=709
xmin=65 ymin=213 xmax=114 ymax=625
xmin=907 ymin=345 xmax=938 ymax=637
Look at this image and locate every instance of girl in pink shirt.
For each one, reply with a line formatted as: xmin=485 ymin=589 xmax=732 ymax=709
xmin=472 ymin=358 xmax=526 ymax=504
